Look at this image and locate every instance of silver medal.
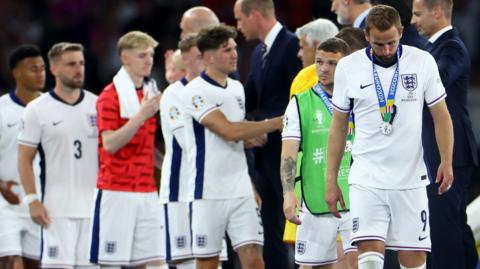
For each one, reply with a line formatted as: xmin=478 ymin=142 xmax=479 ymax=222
xmin=380 ymin=122 xmax=393 ymax=135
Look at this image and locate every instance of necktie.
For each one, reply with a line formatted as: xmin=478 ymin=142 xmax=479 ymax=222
xmin=425 ymin=41 xmax=434 ymax=52
xmin=260 ymin=43 xmax=267 ymax=68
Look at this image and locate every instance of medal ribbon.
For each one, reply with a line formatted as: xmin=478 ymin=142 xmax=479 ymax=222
xmin=370 ymin=47 xmax=400 ymax=123
xmin=313 ymin=83 xmax=354 ymax=138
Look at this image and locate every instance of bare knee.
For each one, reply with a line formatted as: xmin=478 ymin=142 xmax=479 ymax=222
xmin=196 ymin=256 xmax=220 ymax=269
xmin=398 ymin=250 xmax=426 ymax=268
xmin=345 ymin=251 xmax=358 ymax=269
xmin=237 ymin=244 xmax=264 ymax=269
xmin=356 ymin=240 xmax=385 ymax=255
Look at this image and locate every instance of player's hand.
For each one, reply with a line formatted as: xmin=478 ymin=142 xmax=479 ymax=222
xmin=244 ymin=135 xmax=267 ymax=148
xmin=325 ymin=179 xmax=345 ymax=219
xmin=139 ymin=94 xmax=162 ymax=121
xmin=283 ymin=191 xmax=301 ymax=225
xmin=270 ymin=116 xmax=284 ymax=131
xmin=436 ymin=161 xmax=453 ymax=195
xmin=0 ymin=180 xmax=21 ymax=205
xmin=253 ymin=188 xmax=262 ymax=209
xmin=29 ymin=200 xmax=51 ymax=228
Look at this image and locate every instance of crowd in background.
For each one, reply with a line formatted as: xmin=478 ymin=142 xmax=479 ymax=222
xmin=0 ymin=0 xmax=479 ymax=95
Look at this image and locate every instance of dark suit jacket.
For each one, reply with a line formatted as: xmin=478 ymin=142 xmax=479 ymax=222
xmin=401 ymin=25 xmax=427 ymax=49
xmin=423 ymin=28 xmax=479 ymax=173
xmin=244 ymin=26 xmax=302 ymax=193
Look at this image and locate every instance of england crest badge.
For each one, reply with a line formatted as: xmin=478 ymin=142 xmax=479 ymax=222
xmin=401 ymin=74 xmax=417 ymax=92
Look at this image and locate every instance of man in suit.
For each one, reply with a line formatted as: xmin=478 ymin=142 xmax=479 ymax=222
xmin=330 ymin=0 xmax=372 ymax=28
xmin=234 ymin=0 xmax=302 ymax=268
xmin=376 ymin=0 xmax=427 ymax=49
xmin=411 ymin=1 xmax=479 ymax=268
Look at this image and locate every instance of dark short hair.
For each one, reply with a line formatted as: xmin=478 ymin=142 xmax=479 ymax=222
xmin=178 ymin=34 xmax=198 ymax=53
xmin=196 ymin=24 xmax=237 ymax=54
xmin=9 ymin=44 xmax=42 ymax=71
xmin=365 ymin=5 xmax=402 ymax=33
xmin=317 ymin=37 xmax=351 ymax=56
xmin=335 ymin=27 xmax=368 ymax=52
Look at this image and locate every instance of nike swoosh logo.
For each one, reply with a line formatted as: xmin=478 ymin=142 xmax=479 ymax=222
xmin=216 ymin=103 xmax=223 ymax=107
xmin=52 ymin=121 xmax=63 ymax=126
xmin=360 ymin=83 xmax=373 ymax=89
xmin=7 ymin=122 xmax=18 ymax=128
xmin=418 ymin=235 xmax=429 ymax=241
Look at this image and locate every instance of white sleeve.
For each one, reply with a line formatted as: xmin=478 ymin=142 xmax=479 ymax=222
xmin=282 ymin=98 xmax=301 ymax=141
xmin=184 ymin=86 xmax=218 ymax=123
xmin=0 ymin=110 xmax=3 ymax=141
xmin=160 ymin=89 xmax=186 ymax=148
xmin=332 ymin=59 xmax=352 ymax=113
xmin=423 ymin=53 xmax=446 ymax=107
xmin=18 ymin=104 xmax=41 ymax=147
xmin=172 ymin=127 xmax=186 ymax=149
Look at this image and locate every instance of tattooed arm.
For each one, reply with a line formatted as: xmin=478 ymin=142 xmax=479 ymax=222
xmin=281 ymin=139 xmax=301 ymax=224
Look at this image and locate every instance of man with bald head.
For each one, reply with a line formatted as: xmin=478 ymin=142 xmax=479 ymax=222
xmin=164 ymin=6 xmax=220 ymax=84
xmin=180 ymin=6 xmax=220 ymax=39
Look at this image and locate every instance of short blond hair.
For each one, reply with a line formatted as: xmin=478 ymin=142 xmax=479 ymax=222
xmin=48 ymin=42 xmax=83 ymax=65
xmin=117 ymin=31 xmax=158 ymax=54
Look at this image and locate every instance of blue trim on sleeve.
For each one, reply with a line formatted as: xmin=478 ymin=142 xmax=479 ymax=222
xmin=193 ymin=120 xmax=205 ymax=199
xmin=169 ymin=138 xmax=182 ymax=202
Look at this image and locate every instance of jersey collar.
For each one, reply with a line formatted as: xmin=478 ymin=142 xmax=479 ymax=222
xmin=365 ymin=44 xmax=403 ymax=68
xmin=180 ymin=77 xmax=189 ymax=86
xmin=200 ymin=71 xmax=227 ymax=89
xmin=49 ymin=89 xmax=85 ymax=106
xmin=9 ymin=90 xmax=26 ymax=107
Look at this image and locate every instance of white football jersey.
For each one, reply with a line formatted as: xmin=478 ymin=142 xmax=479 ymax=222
xmin=159 ymin=78 xmax=191 ymax=203
xmin=0 ymin=92 xmax=41 ymax=216
xmin=332 ymin=45 xmax=445 ymax=189
xmin=18 ymin=90 xmax=98 ymax=217
xmin=182 ymin=72 xmax=253 ymax=200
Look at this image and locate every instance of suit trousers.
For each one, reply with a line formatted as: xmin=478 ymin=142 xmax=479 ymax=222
xmin=427 ymin=166 xmax=478 ymax=269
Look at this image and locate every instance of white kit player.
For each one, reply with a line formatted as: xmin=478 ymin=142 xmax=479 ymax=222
xmin=326 ymin=5 xmax=453 ymax=269
xmin=18 ymin=42 xmax=98 ymax=269
xmin=159 ymin=34 xmax=204 ymax=269
xmin=281 ymin=38 xmax=357 ymax=269
xmin=181 ymin=24 xmax=283 ymax=269
xmin=0 ymin=45 xmax=44 ymax=269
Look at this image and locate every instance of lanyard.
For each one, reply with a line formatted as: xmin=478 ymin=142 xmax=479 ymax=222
xmin=313 ymin=83 xmax=333 ymax=115
xmin=313 ymin=83 xmax=354 ymax=138
xmin=370 ymin=47 xmax=400 ymax=123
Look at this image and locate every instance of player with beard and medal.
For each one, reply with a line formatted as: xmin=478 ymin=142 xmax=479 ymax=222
xmin=326 ymin=5 xmax=453 ymax=269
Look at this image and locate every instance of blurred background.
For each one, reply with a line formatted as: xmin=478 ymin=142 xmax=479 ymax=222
xmin=0 ymin=0 xmax=479 ymax=149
